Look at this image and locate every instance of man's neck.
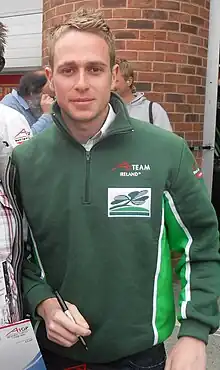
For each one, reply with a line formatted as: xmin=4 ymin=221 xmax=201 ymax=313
xmin=61 ymin=105 xmax=109 ymax=144
xmin=121 ymin=91 xmax=134 ymax=104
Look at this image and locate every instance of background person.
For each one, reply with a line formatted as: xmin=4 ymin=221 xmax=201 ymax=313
xmin=1 ymin=70 xmax=54 ymax=134
xmin=114 ymin=58 xmax=172 ymax=131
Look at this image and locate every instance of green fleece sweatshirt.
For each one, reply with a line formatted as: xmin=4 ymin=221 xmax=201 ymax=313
xmin=11 ymin=93 xmax=220 ymax=363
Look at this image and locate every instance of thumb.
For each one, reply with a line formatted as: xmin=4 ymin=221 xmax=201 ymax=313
xmin=164 ymin=357 xmax=171 ymax=370
xmin=67 ymin=302 xmax=90 ymax=330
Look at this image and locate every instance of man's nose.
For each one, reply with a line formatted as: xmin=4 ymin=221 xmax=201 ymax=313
xmin=75 ymin=70 xmax=89 ymax=90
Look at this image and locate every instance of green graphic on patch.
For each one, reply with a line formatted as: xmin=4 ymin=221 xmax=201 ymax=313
xmin=108 ymin=189 xmax=151 ymax=217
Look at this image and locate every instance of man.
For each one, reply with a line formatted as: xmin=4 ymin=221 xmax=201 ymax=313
xmin=10 ymin=8 xmax=220 ymax=370
xmin=114 ymin=58 xmax=172 ymax=131
xmin=0 ymin=22 xmax=26 ymax=326
xmin=1 ymin=70 xmax=54 ymax=134
xmin=0 ymin=24 xmax=32 ymax=146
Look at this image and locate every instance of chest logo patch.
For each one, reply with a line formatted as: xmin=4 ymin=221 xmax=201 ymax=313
xmin=108 ymin=188 xmax=151 ymax=217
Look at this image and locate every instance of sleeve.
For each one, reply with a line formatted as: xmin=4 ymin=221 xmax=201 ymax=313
xmin=22 ymin=227 xmax=55 ymax=318
xmin=164 ymin=141 xmax=220 ymax=344
xmin=12 ymin=163 xmax=55 ymax=318
xmin=31 ymin=114 xmax=53 ymax=135
xmin=153 ymin=103 xmax=173 ymax=132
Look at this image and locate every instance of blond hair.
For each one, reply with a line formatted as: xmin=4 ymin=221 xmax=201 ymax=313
xmin=116 ymin=58 xmax=136 ymax=93
xmin=48 ymin=8 xmax=116 ymax=69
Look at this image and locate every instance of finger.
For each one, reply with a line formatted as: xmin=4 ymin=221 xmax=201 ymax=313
xmin=48 ymin=332 xmax=78 ymax=348
xmin=164 ymin=358 xmax=171 ymax=370
xmin=47 ymin=320 xmax=80 ymax=343
xmin=53 ymin=310 xmax=91 ymax=337
xmin=67 ymin=303 xmax=90 ymax=329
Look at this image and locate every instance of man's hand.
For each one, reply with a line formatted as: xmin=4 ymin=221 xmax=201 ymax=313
xmin=37 ymin=298 xmax=91 ymax=347
xmin=165 ymin=337 xmax=207 ymax=370
xmin=40 ymin=94 xmax=54 ymax=114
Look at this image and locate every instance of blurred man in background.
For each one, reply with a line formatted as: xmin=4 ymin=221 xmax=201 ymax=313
xmin=1 ymin=70 xmax=54 ymax=134
xmin=114 ymin=59 xmax=172 ymax=132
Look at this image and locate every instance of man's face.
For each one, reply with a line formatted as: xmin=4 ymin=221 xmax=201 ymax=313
xmin=46 ymin=30 xmax=117 ymax=124
xmin=114 ymin=68 xmax=131 ymax=97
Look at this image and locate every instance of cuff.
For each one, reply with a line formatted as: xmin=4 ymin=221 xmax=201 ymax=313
xmin=24 ymin=283 xmax=55 ymax=320
xmin=178 ymin=319 xmax=210 ymax=345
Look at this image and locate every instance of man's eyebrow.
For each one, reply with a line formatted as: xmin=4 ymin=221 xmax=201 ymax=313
xmin=57 ymin=61 xmax=108 ymax=68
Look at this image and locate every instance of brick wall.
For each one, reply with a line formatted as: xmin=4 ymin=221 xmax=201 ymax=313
xmin=42 ymin=0 xmax=210 ymax=151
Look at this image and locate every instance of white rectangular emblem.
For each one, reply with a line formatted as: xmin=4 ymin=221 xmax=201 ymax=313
xmin=108 ymin=188 xmax=151 ymax=217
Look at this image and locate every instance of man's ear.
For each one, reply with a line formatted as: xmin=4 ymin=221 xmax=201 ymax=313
xmin=111 ymin=64 xmax=119 ymax=90
xmin=45 ymin=66 xmax=55 ymax=94
xmin=127 ymin=77 xmax=133 ymax=87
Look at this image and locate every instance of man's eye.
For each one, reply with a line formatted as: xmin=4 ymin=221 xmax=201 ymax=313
xmin=90 ymin=67 xmax=102 ymax=74
xmin=62 ymin=68 xmax=73 ymax=75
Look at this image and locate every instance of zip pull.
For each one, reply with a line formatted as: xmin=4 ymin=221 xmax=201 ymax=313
xmin=86 ymin=151 xmax=91 ymax=160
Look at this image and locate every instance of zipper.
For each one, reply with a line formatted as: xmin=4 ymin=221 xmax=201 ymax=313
xmin=84 ymin=150 xmax=91 ymax=204
xmin=4 ymin=158 xmax=24 ymax=319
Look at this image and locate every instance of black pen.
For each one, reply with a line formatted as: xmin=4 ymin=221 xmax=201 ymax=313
xmin=54 ymin=290 xmax=88 ymax=351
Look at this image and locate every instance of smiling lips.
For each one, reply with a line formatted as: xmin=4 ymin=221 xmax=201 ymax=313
xmin=71 ymin=98 xmax=94 ymax=103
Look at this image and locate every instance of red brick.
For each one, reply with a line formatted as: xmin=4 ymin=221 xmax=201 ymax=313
xmin=127 ymin=20 xmax=154 ymax=29
xmin=165 ymin=53 xmax=187 ymax=63
xmin=190 ymin=35 xmax=203 ymax=46
xmin=165 ymin=74 xmax=187 ymax=83
xmin=74 ymin=0 xmax=98 ymax=10
xmin=191 ymin=15 xmax=205 ymax=27
xmin=166 ymin=93 xmax=185 ymax=103
xmin=181 ymin=3 xmax=199 ymax=15
xmin=153 ymin=83 xmax=177 ymax=93
xmin=113 ymin=8 xmax=141 ymax=18
xmin=187 ymin=75 xmax=202 ymax=85
xmin=147 ymin=92 xmax=165 ymax=102
xmin=127 ymin=0 xmax=156 ymax=7
xmin=138 ymin=72 xmax=164 ymax=83
xmin=100 ymin=9 xmax=113 ymax=18
xmin=156 ymin=0 xmax=180 ymax=10
xmin=132 ymin=61 xmax=152 ymax=72
xmin=115 ymin=40 xmax=126 ymax=50
xmin=180 ymin=44 xmax=197 ymax=55
xmin=193 ymin=123 xmax=203 ymax=131
xmin=187 ymin=95 xmax=201 ymax=104
xmin=140 ymin=30 xmax=167 ymax=41
xmin=107 ymin=19 xmax=126 ymax=29
xmin=101 ymin=0 xmax=126 ymax=7
xmin=135 ymin=82 xmax=151 ymax=91
xmin=153 ymin=62 xmax=177 ymax=73
xmin=188 ymin=55 xmax=202 ymax=66
xmin=176 ymin=104 xmax=193 ymax=113
xmin=198 ymin=28 xmax=209 ymax=38
xmin=169 ymin=113 xmax=185 ymax=122
xmin=177 ymin=85 xmax=195 ymax=94
xmin=175 ymin=123 xmax=193 ymax=131
xmin=194 ymin=105 xmax=205 ymax=113
xmin=126 ymin=40 xmax=154 ymax=51
xmin=114 ymin=30 xmax=139 ymax=39
xmin=167 ymin=32 xmax=189 ymax=43
xmin=156 ymin=21 xmax=179 ymax=31
xmin=155 ymin=41 xmax=178 ymax=52
xmin=56 ymin=4 xmax=73 ymax=15
xmin=185 ymin=132 xmax=200 ymax=140
xmin=169 ymin=11 xmax=190 ymax=23
xmin=181 ymin=24 xmax=198 ymax=35
xmin=143 ymin=10 xmax=168 ymax=20
xmin=138 ymin=52 xmax=165 ymax=62
xmin=192 ymin=0 xmax=205 ymax=6
xmin=196 ymin=86 xmax=205 ymax=95
xmin=117 ymin=50 xmax=138 ymax=60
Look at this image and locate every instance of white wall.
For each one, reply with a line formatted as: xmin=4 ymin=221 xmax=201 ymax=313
xmin=0 ymin=0 xmax=43 ymax=71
